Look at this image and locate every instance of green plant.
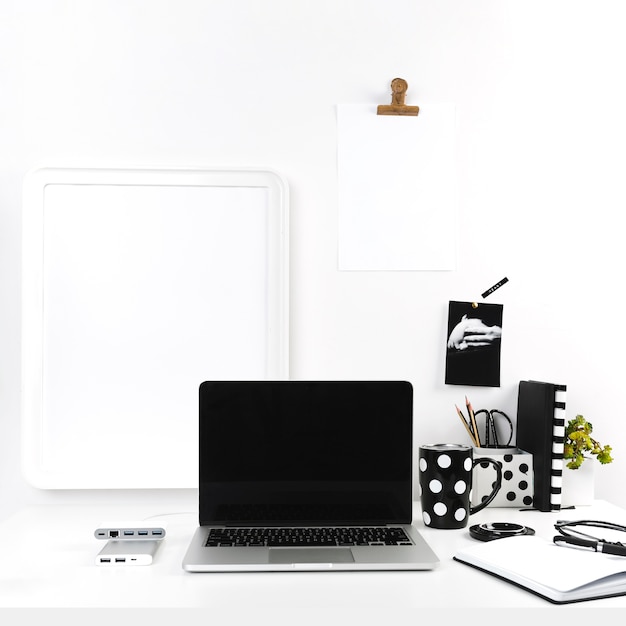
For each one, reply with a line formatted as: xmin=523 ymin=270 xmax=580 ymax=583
xmin=563 ymin=415 xmax=614 ymax=469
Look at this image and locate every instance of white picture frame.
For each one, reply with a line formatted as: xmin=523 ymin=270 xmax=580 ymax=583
xmin=21 ymin=167 xmax=289 ymax=489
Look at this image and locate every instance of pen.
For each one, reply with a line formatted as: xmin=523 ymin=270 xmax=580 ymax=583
xmin=553 ymin=535 xmax=626 ymax=556
xmin=466 ymin=396 xmax=481 ymax=447
xmin=455 ymin=405 xmax=478 ymax=447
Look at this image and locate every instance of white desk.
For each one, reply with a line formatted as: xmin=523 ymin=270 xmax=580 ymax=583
xmin=2 ymin=497 xmax=626 ymax=616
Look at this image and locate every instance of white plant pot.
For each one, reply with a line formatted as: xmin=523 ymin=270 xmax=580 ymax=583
xmin=561 ymin=460 xmax=595 ymax=507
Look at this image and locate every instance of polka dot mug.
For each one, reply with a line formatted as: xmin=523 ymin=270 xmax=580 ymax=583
xmin=418 ymin=443 xmax=502 ymax=529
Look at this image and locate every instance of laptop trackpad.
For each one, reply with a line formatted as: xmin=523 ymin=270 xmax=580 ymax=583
xmin=269 ymin=548 xmax=354 ymax=564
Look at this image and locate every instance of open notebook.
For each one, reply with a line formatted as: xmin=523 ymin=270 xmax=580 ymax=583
xmin=455 ymin=535 xmax=626 ymax=604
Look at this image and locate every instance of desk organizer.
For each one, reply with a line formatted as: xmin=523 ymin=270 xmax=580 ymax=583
xmin=471 ymin=447 xmax=534 ymax=508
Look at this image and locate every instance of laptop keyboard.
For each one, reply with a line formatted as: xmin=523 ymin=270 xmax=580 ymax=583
xmin=206 ymin=526 xmax=413 ymax=547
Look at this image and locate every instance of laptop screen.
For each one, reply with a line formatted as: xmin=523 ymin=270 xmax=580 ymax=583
xmin=198 ymin=381 xmax=413 ymax=526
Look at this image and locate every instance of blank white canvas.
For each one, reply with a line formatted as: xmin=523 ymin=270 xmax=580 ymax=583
xmin=337 ymin=104 xmax=457 ymax=271
xmin=42 ymin=184 xmax=268 ymax=479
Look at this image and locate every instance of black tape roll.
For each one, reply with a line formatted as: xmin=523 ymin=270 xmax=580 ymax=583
xmin=469 ymin=522 xmax=535 ymax=542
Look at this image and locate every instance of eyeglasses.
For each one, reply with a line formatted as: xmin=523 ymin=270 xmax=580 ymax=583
xmin=553 ymin=520 xmax=626 ymax=556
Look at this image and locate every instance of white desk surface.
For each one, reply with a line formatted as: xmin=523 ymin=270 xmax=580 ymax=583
xmin=2 ymin=497 xmax=626 ymax=616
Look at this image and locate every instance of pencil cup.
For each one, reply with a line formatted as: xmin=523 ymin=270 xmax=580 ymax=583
xmin=471 ymin=447 xmax=534 ymax=508
xmin=418 ymin=444 xmax=502 ymax=529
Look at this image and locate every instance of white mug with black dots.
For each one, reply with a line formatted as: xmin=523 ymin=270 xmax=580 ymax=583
xmin=418 ymin=443 xmax=502 ymax=529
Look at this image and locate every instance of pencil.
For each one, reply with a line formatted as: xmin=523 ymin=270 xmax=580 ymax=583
xmin=456 ymin=404 xmax=478 ymax=447
xmin=466 ymin=396 xmax=481 ymax=447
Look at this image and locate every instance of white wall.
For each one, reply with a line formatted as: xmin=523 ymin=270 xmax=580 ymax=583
xmin=2 ymin=0 xmax=626 ymax=518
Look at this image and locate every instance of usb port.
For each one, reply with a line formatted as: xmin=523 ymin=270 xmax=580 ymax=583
xmin=138 ymin=531 xmax=148 ymax=536
xmin=152 ymin=530 xmax=162 ymax=536
xmin=115 ymin=558 xmax=126 ymax=563
xmin=100 ymin=558 xmax=111 ymax=563
xmin=123 ymin=530 xmax=134 ymax=536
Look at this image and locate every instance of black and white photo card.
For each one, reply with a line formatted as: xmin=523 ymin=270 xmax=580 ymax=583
xmin=445 ymin=300 xmax=503 ymax=387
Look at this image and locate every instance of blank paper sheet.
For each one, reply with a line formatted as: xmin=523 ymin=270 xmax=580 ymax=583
xmin=337 ymin=104 xmax=457 ymax=271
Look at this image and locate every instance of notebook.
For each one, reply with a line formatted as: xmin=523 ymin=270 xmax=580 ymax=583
xmin=516 ymin=380 xmax=567 ymax=511
xmin=454 ymin=535 xmax=626 ymax=604
xmin=182 ymin=380 xmax=439 ymax=572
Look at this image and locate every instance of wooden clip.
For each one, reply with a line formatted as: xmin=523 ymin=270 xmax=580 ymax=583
xmin=377 ymin=78 xmax=419 ymax=116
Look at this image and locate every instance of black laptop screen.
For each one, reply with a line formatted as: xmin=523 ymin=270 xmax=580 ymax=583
xmin=198 ymin=381 xmax=413 ymax=526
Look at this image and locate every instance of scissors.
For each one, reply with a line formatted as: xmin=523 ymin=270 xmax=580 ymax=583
xmin=473 ymin=409 xmax=513 ymax=447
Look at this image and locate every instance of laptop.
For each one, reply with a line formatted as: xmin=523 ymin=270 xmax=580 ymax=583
xmin=182 ymin=380 xmax=439 ymax=572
